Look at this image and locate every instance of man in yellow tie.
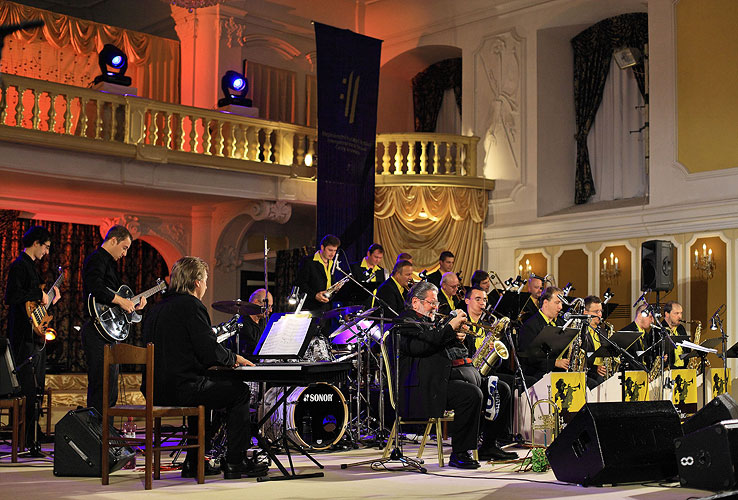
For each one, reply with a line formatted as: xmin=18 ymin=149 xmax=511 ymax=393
xmin=438 ymin=271 xmax=461 ymax=314
xmin=621 ymin=303 xmax=655 ymax=370
xmin=295 ymin=234 xmax=341 ymax=312
xmin=582 ymin=296 xmax=610 ymax=387
xmin=661 ymin=301 xmax=688 ymax=368
xmin=518 ymin=287 xmax=565 ymax=381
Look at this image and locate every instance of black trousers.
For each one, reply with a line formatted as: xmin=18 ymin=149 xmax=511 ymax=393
xmin=447 ymin=366 xmax=483 ymax=453
xmin=178 ymin=377 xmax=251 ymax=465
xmin=81 ymin=321 xmax=118 ymax=415
xmin=10 ymin=340 xmax=45 ymax=444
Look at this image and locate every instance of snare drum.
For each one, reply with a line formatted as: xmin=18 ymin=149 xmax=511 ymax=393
xmin=304 ymin=335 xmax=335 ymax=362
xmin=261 ymin=384 xmax=348 ymax=450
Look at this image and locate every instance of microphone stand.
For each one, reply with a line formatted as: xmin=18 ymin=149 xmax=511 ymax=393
xmin=592 ymin=327 xmax=647 ymax=402
xmin=12 ymin=345 xmax=45 ymax=457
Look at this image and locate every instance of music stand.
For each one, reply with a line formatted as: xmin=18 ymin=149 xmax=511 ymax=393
xmin=680 ymin=340 xmax=718 ymax=407
xmin=600 ymin=303 xmax=619 ymax=322
xmin=589 ymin=331 xmax=647 ymax=401
xmin=525 ymin=326 xmax=579 ymax=367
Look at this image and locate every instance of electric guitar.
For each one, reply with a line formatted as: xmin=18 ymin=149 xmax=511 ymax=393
xmin=25 ymin=266 xmax=64 ymax=337
xmin=88 ymin=279 xmax=166 ymax=342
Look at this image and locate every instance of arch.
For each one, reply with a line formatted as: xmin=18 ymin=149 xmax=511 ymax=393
xmin=378 ymin=45 xmax=462 ymax=133
xmin=138 ymin=233 xmax=183 ymax=272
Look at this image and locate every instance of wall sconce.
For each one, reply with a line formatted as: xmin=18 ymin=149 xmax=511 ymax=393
xmin=601 ymin=252 xmax=620 ymax=284
xmin=693 ymin=243 xmax=715 ymax=280
xmin=518 ymin=259 xmax=532 ymax=280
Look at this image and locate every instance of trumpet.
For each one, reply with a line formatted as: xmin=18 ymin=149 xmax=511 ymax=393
xmin=322 ymin=275 xmax=350 ymax=300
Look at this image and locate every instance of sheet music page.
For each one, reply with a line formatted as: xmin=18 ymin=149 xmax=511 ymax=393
xmin=257 ymin=313 xmax=313 ymax=356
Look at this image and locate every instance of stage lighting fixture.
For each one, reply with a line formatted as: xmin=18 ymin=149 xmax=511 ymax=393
xmin=93 ymin=44 xmax=131 ymax=86
xmin=218 ymin=70 xmax=252 ymax=107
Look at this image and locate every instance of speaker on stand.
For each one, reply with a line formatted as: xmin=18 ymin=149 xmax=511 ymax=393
xmin=641 ymin=240 xmax=674 ymax=292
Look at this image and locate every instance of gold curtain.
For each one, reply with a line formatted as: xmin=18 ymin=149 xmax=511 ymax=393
xmin=0 ymin=1 xmax=180 ymax=103
xmin=374 ymin=185 xmax=486 ymax=285
xmin=244 ymin=60 xmax=296 ymax=123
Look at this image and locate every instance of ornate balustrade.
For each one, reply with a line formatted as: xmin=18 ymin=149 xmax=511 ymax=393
xmin=0 ymin=74 xmax=490 ymax=189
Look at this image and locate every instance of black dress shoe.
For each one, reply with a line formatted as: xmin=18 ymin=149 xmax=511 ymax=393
xmin=449 ymin=451 xmax=481 ymax=469
xmin=181 ymin=459 xmax=221 ymax=478
xmin=221 ymin=458 xmax=269 ymax=479
xmin=477 ymin=444 xmax=518 ymax=461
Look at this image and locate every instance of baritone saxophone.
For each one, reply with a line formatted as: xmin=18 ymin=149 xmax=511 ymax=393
xmin=471 ymin=316 xmax=510 ymax=376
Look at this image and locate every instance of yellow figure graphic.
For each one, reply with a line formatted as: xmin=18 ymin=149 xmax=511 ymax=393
xmin=552 ymin=373 xmax=586 ymax=415
xmin=624 ymin=371 xmax=649 ymax=401
xmin=711 ymin=368 xmax=732 ymax=399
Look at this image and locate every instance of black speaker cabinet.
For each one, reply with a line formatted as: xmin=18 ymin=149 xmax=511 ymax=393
xmin=0 ymin=338 xmax=21 ymax=398
xmin=641 ymin=240 xmax=674 ymax=292
xmin=53 ymin=407 xmax=134 ymax=477
xmin=675 ymin=419 xmax=738 ymax=491
xmin=683 ymin=394 xmax=738 ymax=435
xmin=546 ymin=401 xmax=683 ymax=485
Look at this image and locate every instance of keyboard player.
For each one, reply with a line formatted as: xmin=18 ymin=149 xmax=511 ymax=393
xmin=143 ymin=256 xmax=268 ymax=480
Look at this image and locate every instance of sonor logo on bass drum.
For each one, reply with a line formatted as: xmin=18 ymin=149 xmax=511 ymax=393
xmin=305 ymin=393 xmax=333 ymax=402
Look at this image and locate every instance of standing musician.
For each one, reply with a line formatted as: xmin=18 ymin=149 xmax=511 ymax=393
xmin=518 ymin=287 xmax=565 ymax=381
xmin=81 ymin=225 xmax=146 ymax=415
xmin=518 ymin=274 xmax=544 ymax=323
xmin=661 ymin=301 xmax=688 ymax=369
xmin=438 ymin=271 xmax=462 ymax=314
xmin=463 ymin=287 xmax=518 ymax=461
xmin=4 ymin=225 xmax=60 ymax=449
xmin=396 ymin=252 xmax=413 ymax=265
xmin=295 ymin=234 xmax=342 ymax=313
xmin=394 ymin=281 xmax=482 ymax=469
xmin=580 ymin=296 xmax=609 ymax=388
xmin=238 ymin=288 xmax=273 ymax=360
xmin=426 ymin=251 xmax=455 ymax=288
xmin=621 ymin=303 xmax=655 ymax=370
xmin=340 ymin=243 xmax=386 ymax=305
xmin=143 ymin=257 xmax=266 ymax=479
xmin=373 ymin=259 xmax=413 ymax=318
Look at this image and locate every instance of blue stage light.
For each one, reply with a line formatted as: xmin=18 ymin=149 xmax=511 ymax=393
xmin=219 ymin=70 xmax=252 ymax=107
xmin=94 ymin=44 xmax=131 ymax=86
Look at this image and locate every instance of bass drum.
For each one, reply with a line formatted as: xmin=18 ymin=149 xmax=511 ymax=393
xmin=261 ymin=384 xmax=347 ymax=450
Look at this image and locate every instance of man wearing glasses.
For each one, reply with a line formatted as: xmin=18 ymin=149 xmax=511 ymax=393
xmin=393 ymin=281 xmax=482 ymax=469
xmin=438 ymin=271 xmax=462 ymax=314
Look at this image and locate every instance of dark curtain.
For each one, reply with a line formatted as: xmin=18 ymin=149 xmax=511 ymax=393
xmin=572 ymin=12 xmax=648 ymax=204
xmin=274 ymin=247 xmax=309 ymax=312
xmin=412 ymin=58 xmax=462 ymax=132
xmin=0 ymin=216 xmax=168 ymax=373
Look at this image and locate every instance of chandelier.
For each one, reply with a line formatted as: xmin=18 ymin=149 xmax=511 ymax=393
xmin=600 ymin=252 xmax=620 ymax=284
xmin=163 ymin=0 xmax=225 ymax=12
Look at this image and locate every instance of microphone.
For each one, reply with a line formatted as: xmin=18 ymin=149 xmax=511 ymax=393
xmin=0 ymin=20 xmax=44 ymax=38
xmin=437 ymin=310 xmax=458 ymax=329
xmin=212 ymin=314 xmax=241 ymax=336
xmin=633 ymin=289 xmax=649 ymax=307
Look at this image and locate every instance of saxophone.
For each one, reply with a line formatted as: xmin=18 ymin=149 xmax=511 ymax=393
xmin=648 ymin=352 xmax=662 ymax=382
xmin=471 ymin=316 xmax=510 ymax=376
xmin=687 ymin=321 xmax=709 ymax=373
xmin=602 ymin=321 xmax=619 ymax=378
xmin=567 ymin=330 xmax=586 ymax=372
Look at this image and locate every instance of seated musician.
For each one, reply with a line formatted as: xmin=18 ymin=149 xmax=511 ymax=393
xmin=143 ymin=256 xmax=267 ymax=479
xmin=396 ymin=252 xmax=413 ymax=265
xmin=373 ymin=259 xmax=413 ymax=318
xmin=238 ymin=288 xmax=273 ymax=360
xmin=581 ymin=295 xmax=610 ymax=388
xmin=518 ymin=287 xmax=565 ymax=381
xmin=471 ymin=270 xmax=492 ymax=293
xmin=426 ymin=251 xmax=455 ymax=288
xmin=295 ymin=234 xmax=342 ymax=313
xmin=340 ymin=243 xmax=386 ymax=305
xmin=518 ymin=274 xmax=544 ymax=323
xmin=438 ymin=271 xmax=462 ymax=314
xmin=463 ymin=287 xmax=518 ymax=461
xmin=622 ymin=303 xmax=655 ymax=371
xmin=394 ymin=281 xmax=482 ymax=469
xmin=661 ymin=301 xmax=688 ymax=369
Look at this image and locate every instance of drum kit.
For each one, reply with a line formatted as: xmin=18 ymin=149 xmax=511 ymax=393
xmin=210 ymin=300 xmax=390 ymax=453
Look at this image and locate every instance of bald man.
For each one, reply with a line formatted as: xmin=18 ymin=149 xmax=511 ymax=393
xmin=238 ymin=288 xmax=273 ymax=359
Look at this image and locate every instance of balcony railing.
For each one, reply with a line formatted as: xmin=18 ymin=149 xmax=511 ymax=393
xmin=0 ymin=74 xmax=489 ymax=189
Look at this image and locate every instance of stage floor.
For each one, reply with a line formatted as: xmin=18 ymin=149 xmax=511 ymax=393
xmin=0 ymin=440 xmax=712 ymax=499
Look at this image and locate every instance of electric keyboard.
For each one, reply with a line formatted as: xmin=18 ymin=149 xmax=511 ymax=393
xmin=208 ymin=361 xmax=351 ymax=385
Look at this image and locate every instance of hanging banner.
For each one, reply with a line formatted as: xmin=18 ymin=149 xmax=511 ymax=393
xmin=314 ymin=22 xmax=382 ymax=263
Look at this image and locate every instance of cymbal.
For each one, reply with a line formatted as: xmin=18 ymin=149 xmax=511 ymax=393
xmin=211 ymin=300 xmax=262 ymax=315
xmin=322 ymin=304 xmax=364 ymax=320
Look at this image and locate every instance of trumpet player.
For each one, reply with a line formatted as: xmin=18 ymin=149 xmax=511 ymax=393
xmin=582 ymin=295 xmax=609 ymax=387
xmin=622 ymin=303 xmax=655 ymax=370
xmin=426 ymin=251 xmax=455 ymax=288
xmin=438 ymin=272 xmax=463 ymax=314
xmin=463 ymin=287 xmax=518 ymax=461
xmin=339 ymin=243 xmax=387 ymax=305
xmin=295 ymin=234 xmax=342 ymax=312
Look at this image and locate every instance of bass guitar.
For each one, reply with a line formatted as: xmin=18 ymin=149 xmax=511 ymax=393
xmin=88 ymin=279 xmax=166 ymax=342
xmin=25 ymin=266 xmax=64 ymax=337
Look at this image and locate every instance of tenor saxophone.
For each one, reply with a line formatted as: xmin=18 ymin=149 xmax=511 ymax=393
xmin=687 ymin=321 xmax=707 ymax=373
xmin=602 ymin=321 xmax=619 ymax=378
xmin=471 ymin=316 xmax=510 ymax=376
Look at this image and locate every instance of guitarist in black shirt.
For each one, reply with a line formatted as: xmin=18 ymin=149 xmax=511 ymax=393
xmin=81 ymin=225 xmax=146 ymax=414
xmin=4 ymin=225 xmax=60 ymax=451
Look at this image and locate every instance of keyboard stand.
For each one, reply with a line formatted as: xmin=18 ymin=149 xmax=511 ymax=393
xmin=256 ymin=385 xmax=325 ymax=482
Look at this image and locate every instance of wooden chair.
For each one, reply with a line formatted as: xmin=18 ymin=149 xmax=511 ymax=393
xmin=0 ymin=396 xmax=26 ymax=462
xmin=101 ymin=343 xmax=205 ymax=489
xmin=380 ymin=332 xmax=477 ymax=467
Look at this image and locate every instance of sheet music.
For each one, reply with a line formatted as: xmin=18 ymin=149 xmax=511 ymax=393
xmin=257 ymin=313 xmax=313 ymax=357
xmin=678 ymin=340 xmax=717 ymax=354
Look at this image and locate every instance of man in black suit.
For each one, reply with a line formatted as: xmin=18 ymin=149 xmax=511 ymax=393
xmin=426 ymin=251 xmax=454 ymax=288
xmin=143 ymin=256 xmax=267 ymax=479
xmin=661 ymin=301 xmax=688 ymax=369
xmin=394 ymin=281 xmax=482 ymax=469
xmin=517 ymin=274 xmax=544 ymax=323
xmin=237 ymin=288 xmax=272 ymax=360
xmin=340 ymin=243 xmax=386 ymax=305
xmin=4 ymin=225 xmax=60 ymax=450
xmin=82 ymin=224 xmax=146 ymax=415
xmin=581 ymin=295 xmax=610 ymax=387
xmin=621 ymin=302 xmax=655 ymax=371
xmin=373 ymin=259 xmax=413 ymax=318
xmin=518 ymin=287 xmax=565 ymax=381
xmin=295 ymin=234 xmax=341 ymax=312
xmin=438 ymin=271 xmax=462 ymax=314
